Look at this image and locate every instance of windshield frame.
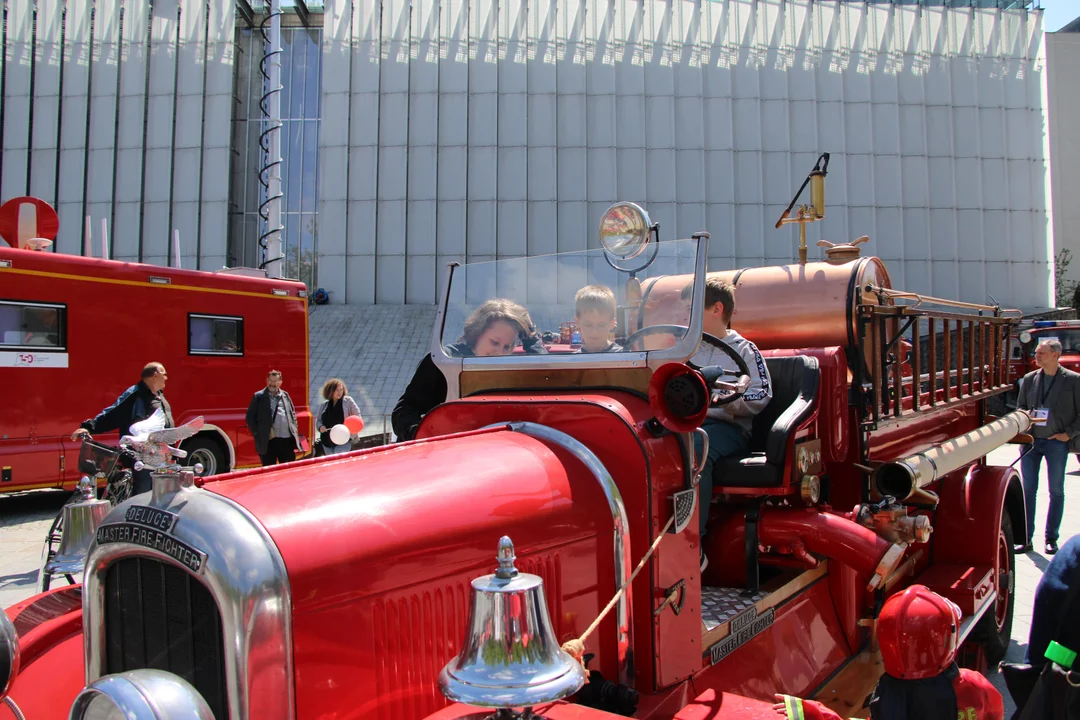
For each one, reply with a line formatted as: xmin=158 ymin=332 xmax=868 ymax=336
xmin=429 ymin=233 xmax=711 ymax=401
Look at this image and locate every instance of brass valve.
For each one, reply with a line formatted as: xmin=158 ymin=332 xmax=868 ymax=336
xmin=852 ymin=502 xmax=932 ymax=545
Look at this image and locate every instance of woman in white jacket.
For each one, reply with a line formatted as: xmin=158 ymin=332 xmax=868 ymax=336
xmin=316 ymin=378 xmax=364 ymax=455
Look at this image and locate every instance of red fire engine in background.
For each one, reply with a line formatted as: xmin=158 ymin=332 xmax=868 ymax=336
xmin=1006 ymin=319 xmax=1080 ymax=382
xmin=0 ymin=198 xmax=311 ymax=494
xmin=0 ymin=169 xmax=1030 ymax=720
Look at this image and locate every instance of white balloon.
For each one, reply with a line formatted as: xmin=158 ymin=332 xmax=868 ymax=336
xmin=329 ymin=424 xmax=351 ymax=447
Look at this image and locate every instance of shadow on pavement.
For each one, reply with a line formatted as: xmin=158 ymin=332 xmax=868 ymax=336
xmin=0 ymin=489 xmax=69 ymax=519
xmin=0 ymin=569 xmax=39 ymax=592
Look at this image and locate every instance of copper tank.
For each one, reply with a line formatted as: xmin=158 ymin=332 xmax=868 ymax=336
xmin=639 ymin=253 xmax=892 ymax=351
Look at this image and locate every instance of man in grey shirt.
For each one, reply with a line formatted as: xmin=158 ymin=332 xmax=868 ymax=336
xmin=1017 ymin=338 xmax=1080 ymax=554
xmin=245 ymin=370 xmax=301 ymax=466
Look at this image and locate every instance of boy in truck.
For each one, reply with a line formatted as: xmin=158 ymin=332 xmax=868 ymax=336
xmin=681 ymin=277 xmax=772 ymax=571
xmin=574 ymin=285 xmax=623 ymax=353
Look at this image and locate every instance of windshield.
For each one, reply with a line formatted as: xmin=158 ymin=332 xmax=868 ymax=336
xmin=1033 ymin=330 xmax=1080 ymax=354
xmin=438 ymin=237 xmax=702 ymax=359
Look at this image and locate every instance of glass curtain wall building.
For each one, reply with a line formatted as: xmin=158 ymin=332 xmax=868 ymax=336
xmin=229 ymin=10 xmax=322 ymax=289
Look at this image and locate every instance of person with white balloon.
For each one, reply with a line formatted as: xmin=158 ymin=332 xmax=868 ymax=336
xmin=316 ymin=378 xmax=364 ymax=455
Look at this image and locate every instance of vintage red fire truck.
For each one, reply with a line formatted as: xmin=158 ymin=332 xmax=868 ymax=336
xmin=1 ymin=192 xmax=1027 ymax=720
xmin=0 ymin=240 xmax=311 ymax=493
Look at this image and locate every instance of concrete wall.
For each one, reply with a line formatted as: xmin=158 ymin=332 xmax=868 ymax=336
xmin=0 ymin=0 xmax=234 ymax=270
xmin=318 ymin=0 xmax=1052 ymax=310
xmin=1047 ymin=31 xmax=1080 ymax=293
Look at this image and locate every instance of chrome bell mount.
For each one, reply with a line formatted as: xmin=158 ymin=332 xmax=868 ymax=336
xmin=438 ymin=537 xmax=587 ymax=720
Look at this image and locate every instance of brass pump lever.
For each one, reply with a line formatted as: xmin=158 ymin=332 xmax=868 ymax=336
xmin=775 ymin=152 xmax=831 ymax=265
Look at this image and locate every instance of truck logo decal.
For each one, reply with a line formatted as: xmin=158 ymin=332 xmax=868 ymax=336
xmin=1 ymin=351 xmax=69 ymax=368
xmin=96 ymin=522 xmax=206 ymax=574
xmin=124 ymin=505 xmax=178 ymax=533
xmin=707 ymin=605 xmax=775 ymax=665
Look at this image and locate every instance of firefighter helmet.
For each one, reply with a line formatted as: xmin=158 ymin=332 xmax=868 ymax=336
xmin=877 ymin=584 xmax=963 ymax=679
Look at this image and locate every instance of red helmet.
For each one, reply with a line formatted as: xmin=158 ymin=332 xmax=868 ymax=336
xmin=877 ymin=584 xmax=963 ymax=679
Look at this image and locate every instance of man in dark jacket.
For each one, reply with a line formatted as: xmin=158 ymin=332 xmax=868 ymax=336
xmin=245 ymin=369 xmax=301 ymax=466
xmin=1026 ymin=534 xmax=1080 ymax=667
xmin=71 ymin=362 xmax=174 ymax=494
xmin=1017 ymin=338 xmax=1080 ymax=554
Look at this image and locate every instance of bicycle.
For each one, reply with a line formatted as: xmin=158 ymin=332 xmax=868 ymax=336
xmin=38 ymin=438 xmax=136 ymax=592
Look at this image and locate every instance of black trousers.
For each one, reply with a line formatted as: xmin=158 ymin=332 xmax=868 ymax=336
xmin=132 ymin=468 xmax=154 ymax=495
xmin=260 ymin=436 xmax=296 ymax=466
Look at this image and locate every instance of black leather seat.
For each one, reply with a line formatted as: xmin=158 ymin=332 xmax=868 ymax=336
xmin=713 ymin=355 xmax=820 ymax=488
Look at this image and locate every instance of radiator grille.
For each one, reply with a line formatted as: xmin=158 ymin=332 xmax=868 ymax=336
xmin=370 ymin=553 xmax=563 ymax=719
xmin=104 ymin=558 xmax=228 ymax=719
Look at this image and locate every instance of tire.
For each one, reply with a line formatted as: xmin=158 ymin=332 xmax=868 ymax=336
xmin=182 ymin=436 xmax=228 ymax=477
xmin=969 ymin=509 xmax=1016 ymax=665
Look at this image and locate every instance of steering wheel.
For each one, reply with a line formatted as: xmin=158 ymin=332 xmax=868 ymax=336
xmin=624 ymin=324 xmax=752 ymax=407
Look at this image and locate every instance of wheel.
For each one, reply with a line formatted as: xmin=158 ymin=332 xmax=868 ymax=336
xmin=969 ymin=509 xmax=1015 ymax=665
xmin=182 ymin=436 xmax=228 ymax=477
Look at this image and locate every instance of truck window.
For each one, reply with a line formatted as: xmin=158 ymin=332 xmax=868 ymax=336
xmin=189 ymin=314 xmax=244 ymax=356
xmin=0 ymin=301 xmax=66 ymax=350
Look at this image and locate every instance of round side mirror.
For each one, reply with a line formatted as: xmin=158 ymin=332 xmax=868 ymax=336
xmin=1019 ymin=331 xmax=1032 ymax=344
xmin=599 ymin=202 xmax=652 ymax=260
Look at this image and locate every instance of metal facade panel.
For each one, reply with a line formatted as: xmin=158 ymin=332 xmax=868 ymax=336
xmin=319 ymin=0 xmax=1047 ymax=308
xmin=2 ymin=0 xmax=32 ymax=200
xmin=27 ymin=1 xmax=63 ymax=205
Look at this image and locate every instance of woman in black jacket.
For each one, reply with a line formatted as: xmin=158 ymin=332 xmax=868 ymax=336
xmin=391 ymin=298 xmax=546 ymax=441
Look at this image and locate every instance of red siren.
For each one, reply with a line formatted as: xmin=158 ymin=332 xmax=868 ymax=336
xmin=648 ymin=362 xmax=710 ymax=433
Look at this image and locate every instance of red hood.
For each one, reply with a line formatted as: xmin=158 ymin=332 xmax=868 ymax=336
xmin=206 ymin=428 xmax=601 ymax=614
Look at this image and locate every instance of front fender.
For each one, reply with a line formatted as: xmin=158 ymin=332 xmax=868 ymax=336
xmin=3 ymin=587 xmax=86 ymax=720
xmin=933 ymin=462 xmax=1024 ymax=566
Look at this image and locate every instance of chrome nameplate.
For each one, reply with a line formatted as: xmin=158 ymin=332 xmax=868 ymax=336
xmin=96 ymin=523 xmax=206 ymax=573
xmin=124 ymin=505 xmax=178 ymax=532
xmin=708 ymin=606 xmax=775 ymax=665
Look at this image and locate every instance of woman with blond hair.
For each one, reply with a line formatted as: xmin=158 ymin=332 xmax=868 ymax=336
xmin=316 ymin=378 xmax=364 ymax=455
xmin=391 ymin=298 xmax=545 ymax=442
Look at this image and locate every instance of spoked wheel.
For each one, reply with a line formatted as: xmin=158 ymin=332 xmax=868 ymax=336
xmin=103 ymin=472 xmax=133 ymax=506
xmin=970 ymin=510 xmax=1015 ymax=665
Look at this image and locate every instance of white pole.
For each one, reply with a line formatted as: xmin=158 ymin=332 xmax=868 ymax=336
xmin=264 ymin=0 xmax=284 ymax=279
xmin=84 ymin=216 xmax=93 ymax=257
xmin=101 ymin=218 xmax=109 ymax=260
xmin=173 ymin=229 xmax=182 ymax=269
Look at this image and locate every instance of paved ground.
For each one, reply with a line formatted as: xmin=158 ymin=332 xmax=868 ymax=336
xmin=1 ymin=442 xmax=1077 ymax=716
xmin=307 ymin=304 xmax=436 ymax=440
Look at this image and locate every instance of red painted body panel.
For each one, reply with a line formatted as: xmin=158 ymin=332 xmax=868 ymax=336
xmin=419 ymin=393 xmax=680 ymax=692
xmin=693 ymin=578 xmax=849 ymax=705
xmin=933 ymin=464 xmax=1022 ymax=573
xmin=2 ymin=632 xmax=84 ymax=720
xmin=208 ymin=425 xmax=611 ymax=718
xmin=0 ymin=245 xmax=310 ymax=492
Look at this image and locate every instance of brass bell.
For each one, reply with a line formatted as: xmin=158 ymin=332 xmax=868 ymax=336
xmin=438 ymin=537 xmax=586 ymax=710
xmin=44 ymin=476 xmax=112 ymax=578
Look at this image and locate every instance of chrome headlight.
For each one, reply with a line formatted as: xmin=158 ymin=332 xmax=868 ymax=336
xmin=0 ymin=610 xmax=18 ymax=699
xmin=69 ymin=670 xmax=214 ymax=720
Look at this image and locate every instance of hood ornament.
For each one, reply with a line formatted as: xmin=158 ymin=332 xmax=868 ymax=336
xmin=121 ymin=409 xmax=205 ymax=473
xmin=438 ymin=537 xmax=586 ymax=718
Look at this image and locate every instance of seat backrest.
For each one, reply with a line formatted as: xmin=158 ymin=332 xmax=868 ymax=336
xmin=746 ymin=356 xmax=818 ymax=452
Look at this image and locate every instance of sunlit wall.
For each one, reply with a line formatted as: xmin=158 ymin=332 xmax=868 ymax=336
xmin=318 ymin=0 xmax=1051 ymax=309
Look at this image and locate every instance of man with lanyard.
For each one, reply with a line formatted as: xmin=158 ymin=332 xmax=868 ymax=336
xmin=1017 ymin=338 xmax=1080 ymax=554
xmin=245 ymin=369 xmax=301 ymax=466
